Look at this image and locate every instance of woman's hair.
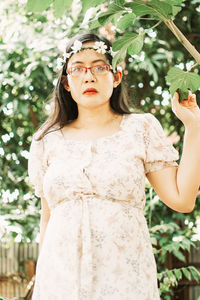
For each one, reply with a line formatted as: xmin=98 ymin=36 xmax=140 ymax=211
xmin=34 ymin=32 xmax=136 ymax=141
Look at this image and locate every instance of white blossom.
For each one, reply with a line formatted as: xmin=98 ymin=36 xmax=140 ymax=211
xmin=63 ymin=52 xmax=71 ymax=60
xmin=93 ymin=41 xmax=108 ymax=54
xmin=56 ymin=57 xmax=64 ymax=70
xmin=71 ymin=40 xmax=82 ymax=52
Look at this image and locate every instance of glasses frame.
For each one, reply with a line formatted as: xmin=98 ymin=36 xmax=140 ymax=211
xmin=66 ymin=63 xmax=112 ymax=76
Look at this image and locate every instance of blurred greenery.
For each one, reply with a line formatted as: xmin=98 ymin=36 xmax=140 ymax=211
xmin=0 ymin=0 xmax=200 ymax=298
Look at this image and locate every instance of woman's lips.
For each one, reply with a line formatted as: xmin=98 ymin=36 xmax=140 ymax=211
xmin=83 ymin=91 xmax=98 ymax=95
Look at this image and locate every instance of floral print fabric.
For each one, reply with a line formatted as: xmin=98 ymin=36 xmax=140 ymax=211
xmin=28 ymin=113 xmax=179 ymax=300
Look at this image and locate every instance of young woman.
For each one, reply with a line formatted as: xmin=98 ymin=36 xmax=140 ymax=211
xmin=28 ymin=32 xmax=200 ymax=300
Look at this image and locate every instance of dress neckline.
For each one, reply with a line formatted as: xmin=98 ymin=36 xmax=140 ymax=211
xmin=59 ymin=113 xmax=128 ymax=144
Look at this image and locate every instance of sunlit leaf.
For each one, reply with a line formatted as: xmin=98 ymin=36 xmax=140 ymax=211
xmin=117 ymin=13 xmax=136 ymax=30
xmin=182 ymin=267 xmax=192 ymax=280
xmin=160 ymin=0 xmax=184 ymax=4
xmin=81 ymin=0 xmax=105 ymax=14
xmin=88 ymin=19 xmax=102 ymax=30
xmin=127 ymin=35 xmax=144 ymax=55
xmin=174 ymin=268 xmax=182 ymax=280
xmin=27 ymin=0 xmax=53 ymax=12
xmin=53 ymin=0 xmax=73 ymax=17
xmin=125 ymin=1 xmax=158 ymax=17
xmin=112 ymin=32 xmax=144 ymax=53
xmin=173 ymin=250 xmax=186 ymax=262
xmin=125 ymin=0 xmax=174 ymax=20
xmin=166 ymin=67 xmax=200 ymax=99
xmin=112 ymin=48 xmax=127 ymax=73
xmin=189 ymin=266 xmax=200 ymax=282
xmin=98 ymin=3 xmax=125 ymax=26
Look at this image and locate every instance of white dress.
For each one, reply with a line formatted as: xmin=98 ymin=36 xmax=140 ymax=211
xmin=28 ymin=113 xmax=179 ymax=300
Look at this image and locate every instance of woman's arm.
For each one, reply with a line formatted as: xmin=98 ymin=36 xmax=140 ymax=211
xmin=146 ymin=91 xmax=200 ymax=213
xmin=39 ymin=197 xmax=50 ymax=253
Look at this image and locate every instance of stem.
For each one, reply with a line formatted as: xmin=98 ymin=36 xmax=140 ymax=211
xmin=188 ymin=62 xmax=199 ymax=72
xmin=164 ymin=19 xmax=200 ymax=65
xmin=144 ymin=20 xmax=162 ymax=34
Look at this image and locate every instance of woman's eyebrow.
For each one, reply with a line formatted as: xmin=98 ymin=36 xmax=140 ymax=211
xmin=71 ymin=59 xmax=107 ymax=65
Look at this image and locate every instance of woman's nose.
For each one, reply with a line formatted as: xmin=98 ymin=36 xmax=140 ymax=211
xmin=84 ymin=68 xmax=96 ymax=81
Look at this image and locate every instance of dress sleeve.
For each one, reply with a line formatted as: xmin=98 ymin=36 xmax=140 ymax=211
xmin=144 ymin=113 xmax=179 ymax=174
xmin=28 ymin=132 xmax=47 ymax=198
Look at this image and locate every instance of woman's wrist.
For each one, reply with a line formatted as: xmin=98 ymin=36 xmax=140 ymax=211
xmin=184 ymin=121 xmax=200 ymax=132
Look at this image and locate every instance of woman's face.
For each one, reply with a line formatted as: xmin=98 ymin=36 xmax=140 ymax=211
xmin=63 ymin=41 xmax=122 ymax=110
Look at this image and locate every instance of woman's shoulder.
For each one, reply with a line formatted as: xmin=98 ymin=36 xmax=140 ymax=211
xmin=31 ymin=123 xmax=61 ymax=144
xmin=123 ymin=112 xmax=160 ymax=134
xmin=125 ymin=112 xmax=155 ymax=124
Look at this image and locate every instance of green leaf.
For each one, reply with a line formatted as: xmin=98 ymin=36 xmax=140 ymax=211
xmin=127 ymin=35 xmax=144 ymax=55
xmin=98 ymin=11 xmax=122 ymax=26
xmin=98 ymin=3 xmax=125 ymax=26
xmin=112 ymin=32 xmax=144 ymax=53
xmin=81 ymin=0 xmax=105 ymax=14
xmin=148 ymin=0 xmax=174 ymax=19
xmin=88 ymin=19 xmax=102 ymax=30
xmin=173 ymin=249 xmax=186 ymax=262
xmin=174 ymin=268 xmax=182 ymax=281
xmin=160 ymin=0 xmax=184 ymax=4
xmin=189 ymin=266 xmax=200 ymax=282
xmin=172 ymin=5 xmax=182 ymax=16
xmin=115 ymin=0 xmax=125 ymax=5
xmin=26 ymin=0 xmax=53 ymax=12
xmin=125 ymin=1 xmax=158 ymax=17
xmin=112 ymin=48 xmax=127 ymax=73
xmin=112 ymin=33 xmax=144 ymax=72
xmin=125 ymin=0 xmax=174 ymax=20
xmin=182 ymin=267 xmax=192 ymax=280
xmin=165 ymin=67 xmax=200 ymax=99
xmin=117 ymin=13 xmax=136 ymax=30
xmin=54 ymin=0 xmax=73 ymax=17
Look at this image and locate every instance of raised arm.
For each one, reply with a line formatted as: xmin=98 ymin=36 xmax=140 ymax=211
xmin=146 ymin=91 xmax=200 ymax=213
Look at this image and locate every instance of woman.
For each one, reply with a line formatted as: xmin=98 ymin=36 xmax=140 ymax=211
xmin=28 ymin=32 xmax=200 ymax=300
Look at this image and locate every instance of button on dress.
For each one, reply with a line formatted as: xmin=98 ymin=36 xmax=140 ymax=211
xmin=28 ymin=113 xmax=179 ymax=300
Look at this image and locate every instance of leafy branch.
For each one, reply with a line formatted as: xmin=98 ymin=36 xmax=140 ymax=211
xmin=164 ymin=18 xmax=200 ymax=65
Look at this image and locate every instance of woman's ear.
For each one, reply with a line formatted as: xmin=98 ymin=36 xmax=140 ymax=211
xmin=113 ymin=70 xmax=122 ymax=88
xmin=61 ymin=75 xmax=71 ymax=92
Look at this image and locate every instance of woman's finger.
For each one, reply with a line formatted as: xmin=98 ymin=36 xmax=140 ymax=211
xmin=189 ymin=93 xmax=196 ymax=102
xmin=171 ymin=91 xmax=180 ymax=113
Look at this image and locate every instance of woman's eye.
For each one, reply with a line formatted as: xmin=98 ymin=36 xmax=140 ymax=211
xmin=96 ymin=66 xmax=104 ymax=70
xmin=74 ymin=67 xmax=82 ymax=71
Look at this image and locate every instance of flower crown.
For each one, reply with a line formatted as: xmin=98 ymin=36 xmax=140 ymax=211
xmin=56 ymin=40 xmax=117 ymax=70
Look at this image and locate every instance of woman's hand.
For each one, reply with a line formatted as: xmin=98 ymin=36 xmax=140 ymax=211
xmin=171 ymin=90 xmax=200 ymax=130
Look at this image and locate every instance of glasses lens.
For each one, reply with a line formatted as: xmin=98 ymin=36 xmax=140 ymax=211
xmin=70 ymin=67 xmax=84 ymax=76
xmin=68 ymin=65 xmax=110 ymax=76
xmin=93 ymin=65 xmax=109 ymax=74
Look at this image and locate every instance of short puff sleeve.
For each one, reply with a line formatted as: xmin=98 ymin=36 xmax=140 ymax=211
xmin=28 ymin=132 xmax=47 ymax=198
xmin=144 ymin=113 xmax=179 ymax=174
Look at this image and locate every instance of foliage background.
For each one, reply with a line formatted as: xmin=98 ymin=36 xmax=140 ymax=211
xmin=0 ymin=0 xmax=200 ymax=298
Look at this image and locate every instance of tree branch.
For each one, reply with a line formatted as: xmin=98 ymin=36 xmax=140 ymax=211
xmin=164 ymin=19 xmax=200 ymax=65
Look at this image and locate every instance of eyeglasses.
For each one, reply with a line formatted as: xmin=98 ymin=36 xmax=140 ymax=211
xmin=67 ymin=64 xmax=112 ymax=77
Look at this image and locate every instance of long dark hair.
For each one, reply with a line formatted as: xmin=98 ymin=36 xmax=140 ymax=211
xmin=35 ymin=32 xmax=136 ymax=140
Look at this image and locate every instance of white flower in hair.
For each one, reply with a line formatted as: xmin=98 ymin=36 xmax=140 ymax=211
xmin=63 ymin=52 xmax=71 ymax=60
xmin=56 ymin=57 xmax=64 ymax=70
xmin=71 ymin=40 xmax=83 ymax=53
xmin=93 ymin=41 xmax=108 ymax=54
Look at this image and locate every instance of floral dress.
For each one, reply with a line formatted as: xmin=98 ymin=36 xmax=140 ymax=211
xmin=28 ymin=113 xmax=179 ymax=300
